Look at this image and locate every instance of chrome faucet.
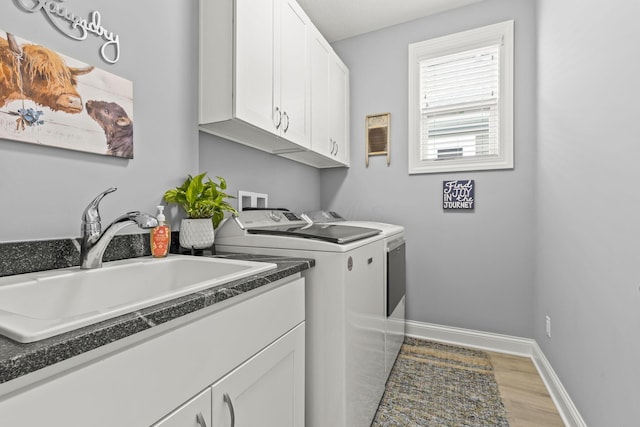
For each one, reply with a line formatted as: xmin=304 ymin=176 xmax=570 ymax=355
xmin=80 ymin=187 xmax=158 ymax=269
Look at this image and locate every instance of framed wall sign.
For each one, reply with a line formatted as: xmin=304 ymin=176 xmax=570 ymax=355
xmin=0 ymin=30 xmax=134 ymax=158
xmin=366 ymin=112 xmax=390 ymax=166
xmin=443 ymin=180 xmax=475 ymax=210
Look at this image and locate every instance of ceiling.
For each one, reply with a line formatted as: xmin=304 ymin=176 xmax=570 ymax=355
xmin=296 ymin=0 xmax=485 ymax=42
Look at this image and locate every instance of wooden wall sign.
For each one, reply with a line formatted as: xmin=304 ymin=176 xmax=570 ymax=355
xmin=366 ymin=112 xmax=390 ymax=166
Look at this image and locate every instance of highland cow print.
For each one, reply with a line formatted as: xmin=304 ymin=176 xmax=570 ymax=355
xmin=0 ymin=30 xmax=133 ymax=158
xmin=0 ymin=33 xmax=93 ymax=113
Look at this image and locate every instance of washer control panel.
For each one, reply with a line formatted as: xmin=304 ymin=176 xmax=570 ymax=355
xmin=232 ymin=209 xmax=308 ymax=229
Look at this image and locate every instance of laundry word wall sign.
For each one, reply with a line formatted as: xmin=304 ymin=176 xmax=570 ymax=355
xmin=15 ymin=0 xmax=121 ymax=64
xmin=443 ymin=180 xmax=475 ymax=210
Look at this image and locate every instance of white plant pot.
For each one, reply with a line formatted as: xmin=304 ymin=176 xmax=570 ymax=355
xmin=179 ymin=218 xmax=215 ymax=249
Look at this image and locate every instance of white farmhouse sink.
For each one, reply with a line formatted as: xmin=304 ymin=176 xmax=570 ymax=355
xmin=0 ymin=255 xmax=276 ymax=343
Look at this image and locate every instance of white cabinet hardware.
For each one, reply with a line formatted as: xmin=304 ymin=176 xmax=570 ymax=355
xmin=152 ymin=389 xmax=212 ymax=427
xmin=196 ymin=412 xmax=208 ymax=427
xmin=223 ymin=393 xmax=236 ymax=427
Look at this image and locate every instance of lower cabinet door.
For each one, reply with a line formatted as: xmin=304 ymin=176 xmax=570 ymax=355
xmin=211 ymin=322 xmax=305 ymax=427
xmin=152 ymin=388 xmax=212 ymax=427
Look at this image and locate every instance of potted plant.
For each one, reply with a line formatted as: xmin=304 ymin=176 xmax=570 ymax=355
xmin=163 ymin=172 xmax=238 ymax=249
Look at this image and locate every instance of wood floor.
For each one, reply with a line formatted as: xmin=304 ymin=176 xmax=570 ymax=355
xmin=487 ymin=351 xmax=565 ymax=426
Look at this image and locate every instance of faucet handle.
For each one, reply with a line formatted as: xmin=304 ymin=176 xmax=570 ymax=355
xmin=82 ymin=187 xmax=117 ymax=228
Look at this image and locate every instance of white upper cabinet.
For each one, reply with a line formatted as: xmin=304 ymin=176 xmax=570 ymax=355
xmin=234 ymin=0 xmax=310 ymax=148
xmin=276 ymin=0 xmax=311 ymax=147
xmin=280 ymin=25 xmax=350 ymax=168
xmin=309 ymin=32 xmax=331 ymax=159
xmin=199 ymin=0 xmax=349 ymax=168
xmin=233 ymin=0 xmax=276 ymax=137
xmin=200 ymin=0 xmax=310 ymax=152
xmin=325 ymin=34 xmax=350 ymax=166
xmin=328 ymin=57 xmax=349 ymax=166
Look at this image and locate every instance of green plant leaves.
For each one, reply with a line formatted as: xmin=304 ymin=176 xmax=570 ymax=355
xmin=185 ymin=173 xmax=205 ymax=209
xmin=163 ymin=172 xmax=238 ymax=227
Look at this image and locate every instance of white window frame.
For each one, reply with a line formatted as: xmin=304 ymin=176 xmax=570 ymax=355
xmin=408 ymin=20 xmax=514 ymax=174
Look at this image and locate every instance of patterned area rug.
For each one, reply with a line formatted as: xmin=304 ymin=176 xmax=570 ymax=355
xmin=372 ymin=338 xmax=509 ymax=427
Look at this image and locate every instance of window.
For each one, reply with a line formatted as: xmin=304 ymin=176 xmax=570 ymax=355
xmin=408 ymin=21 xmax=514 ymax=174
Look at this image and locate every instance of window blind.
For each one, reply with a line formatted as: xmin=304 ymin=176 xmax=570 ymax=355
xmin=419 ymin=45 xmax=500 ymax=161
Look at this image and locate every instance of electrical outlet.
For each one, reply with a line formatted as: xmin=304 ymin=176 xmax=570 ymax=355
xmin=545 ymin=315 xmax=551 ymax=338
xmin=238 ymin=191 xmax=268 ymax=211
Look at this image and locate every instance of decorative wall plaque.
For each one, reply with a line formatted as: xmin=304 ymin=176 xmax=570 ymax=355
xmin=0 ymin=30 xmax=134 ymax=158
xmin=15 ymin=0 xmax=121 ymax=64
xmin=366 ymin=112 xmax=390 ymax=166
xmin=443 ymin=180 xmax=475 ymax=210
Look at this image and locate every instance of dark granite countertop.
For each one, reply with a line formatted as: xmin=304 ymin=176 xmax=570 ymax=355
xmin=0 ymin=253 xmax=314 ymax=386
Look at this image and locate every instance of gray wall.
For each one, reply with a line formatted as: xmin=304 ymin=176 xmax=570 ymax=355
xmin=536 ymin=0 xmax=640 ymax=424
xmin=4 ymin=0 xmax=637 ymax=422
xmin=199 ymin=134 xmax=321 ymax=213
xmin=0 ymin=1 xmax=199 ymax=240
xmin=0 ymin=1 xmax=321 ymax=242
xmin=324 ymin=0 xmax=537 ymax=338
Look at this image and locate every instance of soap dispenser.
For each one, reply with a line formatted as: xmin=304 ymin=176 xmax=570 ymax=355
xmin=151 ymin=205 xmax=171 ymax=257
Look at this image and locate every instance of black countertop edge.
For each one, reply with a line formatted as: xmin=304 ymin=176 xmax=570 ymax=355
xmin=0 ymin=254 xmax=314 ymax=386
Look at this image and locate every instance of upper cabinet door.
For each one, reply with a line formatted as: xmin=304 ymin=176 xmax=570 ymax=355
xmin=329 ymin=56 xmax=349 ymax=165
xmin=309 ymin=25 xmax=350 ymax=166
xmin=234 ymin=0 xmax=277 ymax=135
xmin=235 ymin=0 xmax=309 ymax=147
xmin=310 ymin=28 xmax=332 ymax=158
xmin=276 ymin=0 xmax=310 ymax=148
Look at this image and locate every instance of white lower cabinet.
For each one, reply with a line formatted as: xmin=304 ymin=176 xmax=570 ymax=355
xmin=153 ymin=388 xmax=212 ymax=427
xmin=0 ymin=277 xmax=305 ymax=427
xmin=211 ymin=323 xmax=305 ymax=427
xmin=154 ymin=323 xmax=304 ymax=427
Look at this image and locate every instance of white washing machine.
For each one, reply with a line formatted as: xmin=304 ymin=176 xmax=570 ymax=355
xmin=215 ymin=210 xmax=387 ymax=427
xmin=302 ymin=211 xmax=406 ymax=380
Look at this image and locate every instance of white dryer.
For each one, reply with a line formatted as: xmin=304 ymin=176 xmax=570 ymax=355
xmin=215 ymin=210 xmax=387 ymax=427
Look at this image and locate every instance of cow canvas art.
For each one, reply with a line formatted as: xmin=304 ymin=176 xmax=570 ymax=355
xmin=0 ymin=31 xmax=134 ymax=158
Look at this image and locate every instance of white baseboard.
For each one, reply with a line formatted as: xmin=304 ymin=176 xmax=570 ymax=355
xmin=529 ymin=340 xmax=587 ymax=427
xmin=405 ymin=320 xmax=535 ymax=356
xmin=405 ymin=320 xmax=587 ymax=427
